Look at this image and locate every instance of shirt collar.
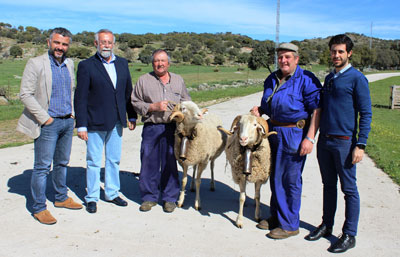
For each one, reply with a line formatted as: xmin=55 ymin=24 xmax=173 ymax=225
xmin=48 ymin=51 xmax=68 ymax=66
xmin=334 ymin=63 xmax=352 ymax=75
xmin=97 ymin=52 xmax=116 ymax=64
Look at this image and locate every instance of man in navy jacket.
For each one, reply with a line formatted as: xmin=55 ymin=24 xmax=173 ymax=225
xmin=74 ymin=29 xmax=137 ymax=214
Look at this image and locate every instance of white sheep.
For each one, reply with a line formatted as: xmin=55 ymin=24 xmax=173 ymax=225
xmin=169 ymin=101 xmax=227 ymax=210
xmin=219 ymin=114 xmax=276 ymax=228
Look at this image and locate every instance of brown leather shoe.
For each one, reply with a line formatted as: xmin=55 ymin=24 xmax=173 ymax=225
xmin=33 ymin=210 xmax=57 ymax=225
xmin=267 ymin=227 xmax=299 ymax=239
xmin=256 ymin=216 xmax=279 ymax=230
xmin=55 ymin=197 xmax=83 ymax=210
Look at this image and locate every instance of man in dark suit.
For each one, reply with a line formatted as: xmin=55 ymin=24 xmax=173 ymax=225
xmin=74 ymin=29 xmax=137 ymax=214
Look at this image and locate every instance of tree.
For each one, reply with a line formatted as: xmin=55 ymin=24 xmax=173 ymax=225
xmin=248 ymin=41 xmax=274 ymax=70
xmin=352 ymin=45 xmax=376 ymax=70
xmin=67 ymin=47 xmax=91 ymax=59
xmin=138 ymin=45 xmax=155 ymax=65
xmin=214 ymin=54 xmax=225 ymax=65
xmin=191 ymin=54 xmax=203 ymax=65
xmin=9 ymin=45 xmax=23 ymax=57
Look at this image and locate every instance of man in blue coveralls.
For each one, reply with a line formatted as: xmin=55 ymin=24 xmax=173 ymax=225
xmin=305 ymin=34 xmax=372 ymax=253
xmin=252 ymin=43 xmax=321 ymax=239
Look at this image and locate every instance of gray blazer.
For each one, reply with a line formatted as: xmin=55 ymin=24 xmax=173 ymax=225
xmin=16 ymin=53 xmax=75 ymax=139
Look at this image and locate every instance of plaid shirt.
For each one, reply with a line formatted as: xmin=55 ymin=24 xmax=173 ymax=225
xmin=48 ymin=53 xmax=72 ymax=117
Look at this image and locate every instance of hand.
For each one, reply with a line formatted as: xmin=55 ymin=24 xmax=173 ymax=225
xmin=352 ymin=146 xmax=365 ymax=164
xmin=150 ymin=100 xmax=169 ymax=112
xmin=77 ymin=131 xmax=88 ymax=141
xmin=128 ymin=121 xmax=136 ymax=131
xmin=250 ymin=106 xmax=261 ymax=117
xmin=44 ymin=117 xmax=54 ymax=126
xmin=299 ymin=138 xmax=314 ymax=156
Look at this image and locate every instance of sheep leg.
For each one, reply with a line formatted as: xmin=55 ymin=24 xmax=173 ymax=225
xmin=236 ymin=179 xmax=246 ymax=228
xmin=194 ymin=163 xmax=207 ymax=210
xmin=190 ymin=165 xmax=197 ymax=192
xmin=209 ymin=160 xmax=215 ymax=192
xmin=177 ymin=165 xmax=188 ymax=208
xmin=254 ymin=181 xmax=262 ymax=222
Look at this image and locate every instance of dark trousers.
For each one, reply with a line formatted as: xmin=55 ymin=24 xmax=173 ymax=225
xmin=139 ymin=123 xmax=179 ymax=203
xmin=317 ymin=135 xmax=359 ymax=236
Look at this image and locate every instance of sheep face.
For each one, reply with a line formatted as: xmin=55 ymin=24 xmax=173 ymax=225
xmin=170 ymin=101 xmax=206 ymax=127
xmin=234 ymin=115 xmax=266 ymax=147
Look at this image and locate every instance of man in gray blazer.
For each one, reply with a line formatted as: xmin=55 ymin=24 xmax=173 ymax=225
xmin=17 ymin=27 xmax=82 ymax=225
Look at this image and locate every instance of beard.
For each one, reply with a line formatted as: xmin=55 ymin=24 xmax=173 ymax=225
xmin=98 ymin=46 xmax=112 ymax=59
xmin=50 ymin=48 xmax=66 ymax=60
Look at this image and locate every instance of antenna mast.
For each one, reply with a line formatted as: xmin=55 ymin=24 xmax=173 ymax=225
xmin=275 ymin=0 xmax=280 ymax=70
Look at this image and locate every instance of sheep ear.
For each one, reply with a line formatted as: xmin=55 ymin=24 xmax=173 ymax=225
xmin=256 ymin=117 xmax=269 ymax=138
xmin=230 ymin=115 xmax=242 ymax=133
xmin=201 ymin=108 xmax=208 ymax=115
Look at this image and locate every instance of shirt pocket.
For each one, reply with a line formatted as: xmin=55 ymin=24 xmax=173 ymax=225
xmin=165 ymin=90 xmax=182 ymax=103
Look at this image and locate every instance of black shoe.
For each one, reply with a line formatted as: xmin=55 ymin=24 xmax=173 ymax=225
xmin=108 ymin=196 xmax=128 ymax=206
xmin=328 ymin=233 xmax=356 ymax=253
xmin=86 ymin=202 xmax=97 ymax=213
xmin=305 ymin=223 xmax=332 ymax=241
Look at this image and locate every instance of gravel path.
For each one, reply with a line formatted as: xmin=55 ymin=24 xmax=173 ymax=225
xmin=0 ymin=73 xmax=399 ymax=257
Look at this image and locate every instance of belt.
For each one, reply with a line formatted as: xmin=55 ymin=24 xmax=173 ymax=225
xmin=54 ymin=114 xmax=72 ymax=119
xmin=270 ymin=119 xmax=307 ymax=129
xmin=325 ymin=134 xmax=350 ymax=140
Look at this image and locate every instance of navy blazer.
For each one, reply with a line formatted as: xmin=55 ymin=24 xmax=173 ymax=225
xmin=74 ymin=54 xmax=137 ymax=131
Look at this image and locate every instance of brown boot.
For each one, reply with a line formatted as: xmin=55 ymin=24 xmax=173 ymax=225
xmin=267 ymin=227 xmax=299 ymax=239
xmin=33 ymin=210 xmax=57 ymax=225
xmin=256 ymin=216 xmax=279 ymax=230
xmin=55 ymin=197 xmax=83 ymax=210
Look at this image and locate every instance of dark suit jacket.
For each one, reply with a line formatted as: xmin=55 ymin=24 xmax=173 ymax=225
xmin=74 ymin=54 xmax=137 ymax=131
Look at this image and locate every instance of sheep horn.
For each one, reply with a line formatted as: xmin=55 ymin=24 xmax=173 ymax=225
xmin=169 ymin=111 xmax=185 ymax=123
xmin=230 ymin=115 xmax=242 ymax=133
xmin=217 ymin=126 xmax=233 ymax=136
xmin=256 ymin=117 xmax=269 ymax=139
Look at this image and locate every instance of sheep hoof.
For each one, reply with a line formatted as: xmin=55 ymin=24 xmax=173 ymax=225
xmin=195 ymin=205 xmax=202 ymax=211
xmin=236 ymin=223 xmax=243 ymax=229
xmin=210 ymin=187 xmax=215 ymax=192
xmin=190 ymin=188 xmax=195 ymax=192
xmin=177 ymin=202 xmax=183 ymax=208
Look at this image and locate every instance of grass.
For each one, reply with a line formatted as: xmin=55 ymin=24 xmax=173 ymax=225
xmin=365 ymin=76 xmax=400 ymax=184
xmin=1 ymin=59 xmax=399 ymax=185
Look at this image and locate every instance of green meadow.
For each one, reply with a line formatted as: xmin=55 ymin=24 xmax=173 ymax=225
xmin=0 ymin=59 xmax=399 ymax=185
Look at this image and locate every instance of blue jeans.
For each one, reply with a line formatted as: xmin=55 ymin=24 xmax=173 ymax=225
xmin=85 ymin=123 xmax=122 ymax=203
xmin=31 ymin=117 xmax=74 ymax=214
xmin=139 ymin=123 xmax=179 ymax=203
xmin=317 ymin=135 xmax=359 ymax=236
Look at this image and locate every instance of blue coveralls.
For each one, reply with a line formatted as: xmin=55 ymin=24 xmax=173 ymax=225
xmin=259 ymin=66 xmax=321 ymax=231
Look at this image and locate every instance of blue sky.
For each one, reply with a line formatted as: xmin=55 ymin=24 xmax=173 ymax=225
xmin=1 ymin=0 xmax=399 ymax=42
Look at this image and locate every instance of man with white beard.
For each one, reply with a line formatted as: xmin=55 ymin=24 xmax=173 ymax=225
xmin=74 ymin=29 xmax=137 ymax=214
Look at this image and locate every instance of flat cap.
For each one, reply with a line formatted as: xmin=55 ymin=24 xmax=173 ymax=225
xmin=276 ymin=42 xmax=298 ymax=54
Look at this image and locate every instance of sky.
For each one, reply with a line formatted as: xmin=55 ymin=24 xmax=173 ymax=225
xmin=1 ymin=0 xmax=400 ymax=42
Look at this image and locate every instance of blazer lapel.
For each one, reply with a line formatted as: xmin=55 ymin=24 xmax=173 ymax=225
xmin=93 ymin=55 xmax=115 ymax=90
xmin=43 ymin=54 xmax=52 ymax=101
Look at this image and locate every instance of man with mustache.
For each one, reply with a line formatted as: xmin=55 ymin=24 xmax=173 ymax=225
xmin=17 ymin=27 xmax=82 ymax=225
xmin=74 ymin=29 xmax=137 ymax=214
xmin=131 ymin=49 xmax=191 ymax=213
xmin=305 ymin=34 xmax=372 ymax=253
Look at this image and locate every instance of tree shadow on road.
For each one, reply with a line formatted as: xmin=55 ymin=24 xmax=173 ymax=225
xmin=6 ymin=167 xmax=142 ymax=213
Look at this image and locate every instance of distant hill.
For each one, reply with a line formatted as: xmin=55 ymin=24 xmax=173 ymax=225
xmin=0 ymin=22 xmax=399 ymax=70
